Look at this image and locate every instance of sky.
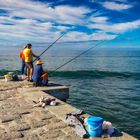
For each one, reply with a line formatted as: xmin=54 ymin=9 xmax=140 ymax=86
xmin=0 ymin=0 xmax=140 ymax=49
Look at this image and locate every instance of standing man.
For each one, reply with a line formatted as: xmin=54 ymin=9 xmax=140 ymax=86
xmin=23 ymin=43 xmax=38 ymax=82
xmin=20 ymin=45 xmax=27 ymax=76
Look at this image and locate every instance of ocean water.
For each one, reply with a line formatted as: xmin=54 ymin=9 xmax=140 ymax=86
xmin=0 ymin=47 xmax=140 ymax=139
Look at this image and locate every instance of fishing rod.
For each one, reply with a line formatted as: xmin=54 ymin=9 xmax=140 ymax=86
xmin=33 ymin=6 xmax=101 ymax=63
xmin=33 ymin=32 xmax=66 ymax=62
xmin=49 ymin=40 xmax=105 ymax=76
xmin=33 ymin=8 xmax=101 ymax=63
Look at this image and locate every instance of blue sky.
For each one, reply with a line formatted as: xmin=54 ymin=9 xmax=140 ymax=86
xmin=0 ymin=0 xmax=140 ymax=48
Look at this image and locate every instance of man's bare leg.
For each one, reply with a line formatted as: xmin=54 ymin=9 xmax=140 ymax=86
xmin=30 ymin=68 xmax=33 ymax=80
xmin=27 ymin=68 xmax=30 ymax=81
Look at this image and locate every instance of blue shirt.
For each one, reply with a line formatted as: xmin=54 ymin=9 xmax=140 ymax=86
xmin=32 ymin=65 xmax=43 ymax=82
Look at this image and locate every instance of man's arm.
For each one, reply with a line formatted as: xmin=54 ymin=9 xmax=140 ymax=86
xmin=32 ymin=52 xmax=37 ymax=57
xmin=32 ymin=51 xmax=39 ymax=59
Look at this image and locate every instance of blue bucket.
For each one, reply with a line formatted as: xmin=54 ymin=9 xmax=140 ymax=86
xmin=87 ymin=116 xmax=103 ymax=137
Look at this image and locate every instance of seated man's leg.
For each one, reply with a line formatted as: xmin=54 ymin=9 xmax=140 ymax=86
xmin=41 ymin=73 xmax=48 ymax=85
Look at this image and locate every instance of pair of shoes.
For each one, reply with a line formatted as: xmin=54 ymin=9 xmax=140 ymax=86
xmin=29 ymin=79 xmax=33 ymax=82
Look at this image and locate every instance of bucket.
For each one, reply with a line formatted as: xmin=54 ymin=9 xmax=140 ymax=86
xmin=87 ymin=116 xmax=103 ymax=137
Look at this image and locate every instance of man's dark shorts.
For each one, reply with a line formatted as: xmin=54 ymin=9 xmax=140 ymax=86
xmin=25 ymin=62 xmax=33 ymax=69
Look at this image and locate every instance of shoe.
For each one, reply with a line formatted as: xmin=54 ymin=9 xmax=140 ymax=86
xmin=30 ymin=79 xmax=33 ymax=82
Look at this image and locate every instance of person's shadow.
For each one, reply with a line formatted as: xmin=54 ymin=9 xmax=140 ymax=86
xmin=46 ymin=83 xmax=63 ymax=87
xmin=110 ymin=128 xmax=123 ymax=137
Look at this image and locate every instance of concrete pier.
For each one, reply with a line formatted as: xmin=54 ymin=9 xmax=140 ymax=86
xmin=0 ymin=79 xmax=137 ymax=140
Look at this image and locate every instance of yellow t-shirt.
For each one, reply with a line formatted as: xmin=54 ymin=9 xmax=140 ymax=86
xmin=23 ymin=48 xmax=33 ymax=62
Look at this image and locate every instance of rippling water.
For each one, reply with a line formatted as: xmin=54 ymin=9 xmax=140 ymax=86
xmin=0 ymin=47 xmax=140 ymax=139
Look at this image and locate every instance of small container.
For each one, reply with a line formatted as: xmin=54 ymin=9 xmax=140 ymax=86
xmin=4 ymin=74 xmax=12 ymax=82
xmin=86 ymin=116 xmax=103 ymax=137
xmin=8 ymin=72 xmax=14 ymax=77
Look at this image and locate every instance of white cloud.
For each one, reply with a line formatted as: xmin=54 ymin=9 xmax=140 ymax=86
xmin=1 ymin=15 xmax=140 ymax=43
xmin=0 ymin=15 xmax=72 ymax=42
xmin=102 ymin=1 xmax=133 ymax=11
xmin=0 ymin=0 xmax=91 ymax=25
xmin=0 ymin=0 xmax=139 ymax=44
xmin=89 ymin=20 xmax=140 ymax=33
xmin=54 ymin=6 xmax=90 ymax=24
xmin=0 ymin=16 xmax=62 ymax=42
xmin=0 ymin=0 xmax=93 ymax=43
xmin=91 ymin=31 xmax=117 ymax=40
xmin=60 ymin=31 xmax=117 ymax=42
xmin=89 ymin=16 xmax=108 ymax=23
xmin=0 ymin=16 xmax=53 ymax=33
xmin=54 ymin=25 xmax=70 ymax=31
xmin=61 ymin=31 xmax=90 ymax=42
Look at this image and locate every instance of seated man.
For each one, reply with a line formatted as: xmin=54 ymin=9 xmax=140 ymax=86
xmin=32 ymin=60 xmax=48 ymax=86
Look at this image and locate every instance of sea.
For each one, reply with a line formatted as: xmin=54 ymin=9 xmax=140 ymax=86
xmin=0 ymin=43 xmax=140 ymax=139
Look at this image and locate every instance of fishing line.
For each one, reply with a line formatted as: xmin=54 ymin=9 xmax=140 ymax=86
xmin=49 ymin=40 xmax=105 ymax=76
xmin=33 ymin=32 xmax=67 ymax=62
xmin=49 ymin=35 xmax=121 ymax=76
